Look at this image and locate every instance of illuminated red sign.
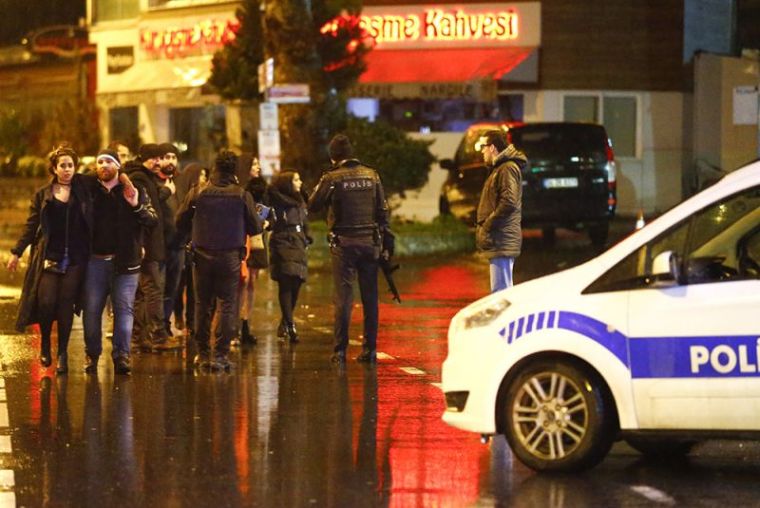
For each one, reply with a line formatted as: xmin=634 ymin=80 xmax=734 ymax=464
xmin=140 ymin=19 xmax=240 ymax=58
xmin=361 ymin=9 xmax=517 ymax=44
xmin=325 ymin=3 xmax=540 ymax=50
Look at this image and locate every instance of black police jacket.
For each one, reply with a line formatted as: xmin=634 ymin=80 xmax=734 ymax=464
xmin=307 ymin=159 xmax=389 ymax=236
xmin=175 ymin=171 xmax=262 ymax=251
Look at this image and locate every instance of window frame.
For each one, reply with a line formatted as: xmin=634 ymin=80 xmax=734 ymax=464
xmin=561 ymin=91 xmax=642 ymax=160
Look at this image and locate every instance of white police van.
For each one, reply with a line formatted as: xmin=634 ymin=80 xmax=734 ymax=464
xmin=442 ymin=159 xmax=760 ymax=472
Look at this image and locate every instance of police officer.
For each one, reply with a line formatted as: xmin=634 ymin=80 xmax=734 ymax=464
xmin=176 ymin=151 xmax=261 ymax=371
xmin=308 ymin=134 xmax=390 ymax=363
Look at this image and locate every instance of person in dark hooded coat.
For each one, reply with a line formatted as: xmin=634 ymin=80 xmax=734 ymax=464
xmin=268 ymin=171 xmax=311 ymax=343
xmin=7 ymin=144 xmax=91 ymax=374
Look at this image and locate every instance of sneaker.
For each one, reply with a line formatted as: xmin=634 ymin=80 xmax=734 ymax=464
xmin=84 ymin=355 xmax=99 ymax=374
xmin=356 ymin=350 xmax=377 ymax=363
xmin=193 ymin=351 xmax=211 ymax=369
xmin=330 ymin=351 xmax=346 ymax=363
xmin=113 ymin=356 xmax=131 ymax=375
xmin=230 ymin=337 xmax=241 ymax=348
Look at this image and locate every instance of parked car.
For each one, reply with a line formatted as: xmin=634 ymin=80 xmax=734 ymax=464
xmin=439 ymin=122 xmax=617 ymax=246
xmin=441 ymin=158 xmax=760 ymax=472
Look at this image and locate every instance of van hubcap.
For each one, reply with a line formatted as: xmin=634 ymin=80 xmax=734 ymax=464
xmin=511 ymin=372 xmax=589 ymax=460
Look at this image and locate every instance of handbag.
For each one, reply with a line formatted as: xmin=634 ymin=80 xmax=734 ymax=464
xmin=250 ymin=233 xmax=265 ymax=250
xmin=43 ymin=203 xmax=70 ymax=274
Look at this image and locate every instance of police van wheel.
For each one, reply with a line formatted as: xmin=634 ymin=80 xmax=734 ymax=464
xmin=624 ymin=436 xmax=697 ymax=458
xmin=503 ymin=360 xmax=616 ymax=472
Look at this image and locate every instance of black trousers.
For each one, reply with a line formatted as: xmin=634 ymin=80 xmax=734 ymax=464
xmin=193 ymin=248 xmax=241 ymax=355
xmin=330 ymin=237 xmax=379 ymax=354
xmin=277 ymin=274 xmax=303 ymax=326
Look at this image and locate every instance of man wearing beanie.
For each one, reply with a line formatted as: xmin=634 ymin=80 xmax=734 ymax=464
xmin=125 ymin=143 xmax=180 ymax=351
xmin=157 ymin=143 xmax=185 ymax=336
xmin=81 ymin=148 xmax=158 ymax=374
xmin=176 ymin=150 xmax=262 ymax=371
xmin=308 ymin=134 xmax=390 ymax=364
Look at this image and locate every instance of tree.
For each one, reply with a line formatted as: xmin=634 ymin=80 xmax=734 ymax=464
xmin=210 ymin=0 xmax=433 ymax=195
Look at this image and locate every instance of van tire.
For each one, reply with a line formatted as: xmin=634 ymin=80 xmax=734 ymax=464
xmin=502 ymin=360 xmax=616 ymax=472
xmin=588 ymin=223 xmax=609 ymax=247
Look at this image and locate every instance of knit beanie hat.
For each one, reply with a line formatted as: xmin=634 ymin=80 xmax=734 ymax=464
xmin=97 ymin=148 xmax=121 ymax=168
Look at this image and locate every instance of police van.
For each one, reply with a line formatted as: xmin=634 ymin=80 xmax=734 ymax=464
xmin=441 ymin=159 xmax=760 ymax=472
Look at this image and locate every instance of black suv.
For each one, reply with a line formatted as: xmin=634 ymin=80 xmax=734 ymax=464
xmin=439 ymin=122 xmax=617 ymax=246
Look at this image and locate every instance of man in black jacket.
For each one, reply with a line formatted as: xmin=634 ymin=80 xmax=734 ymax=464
xmin=308 ymin=134 xmax=390 ymax=364
xmin=176 ymin=151 xmax=261 ymax=371
xmin=126 ymin=143 xmax=179 ymax=351
xmin=157 ymin=142 xmax=185 ymax=336
xmin=82 ymin=148 xmax=158 ymax=375
xmin=475 ymin=130 xmax=527 ymax=292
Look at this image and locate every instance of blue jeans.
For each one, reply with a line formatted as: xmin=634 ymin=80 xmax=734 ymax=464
xmin=83 ymin=257 xmax=140 ymax=359
xmin=489 ymin=256 xmax=515 ymax=292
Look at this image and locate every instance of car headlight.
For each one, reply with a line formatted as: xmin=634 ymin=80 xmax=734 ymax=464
xmin=462 ymin=298 xmax=511 ymax=329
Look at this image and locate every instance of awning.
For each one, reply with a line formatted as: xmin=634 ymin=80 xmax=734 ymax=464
xmin=359 ymin=47 xmax=534 ymax=84
xmin=98 ymin=55 xmax=213 ymax=94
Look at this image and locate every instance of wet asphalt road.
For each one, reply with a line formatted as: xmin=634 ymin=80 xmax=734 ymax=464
xmin=1 ymin=228 xmax=760 ymax=507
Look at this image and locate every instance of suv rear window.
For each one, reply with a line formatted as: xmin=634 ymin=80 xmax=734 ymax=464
xmin=510 ymin=124 xmax=607 ymax=164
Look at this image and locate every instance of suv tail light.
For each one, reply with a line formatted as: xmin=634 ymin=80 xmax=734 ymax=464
xmin=605 ymin=141 xmax=617 ymax=209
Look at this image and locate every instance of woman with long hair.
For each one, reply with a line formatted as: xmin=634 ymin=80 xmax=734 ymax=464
xmin=238 ymin=157 xmax=269 ymax=345
xmin=7 ymin=144 xmax=91 ymax=373
xmin=268 ymin=171 xmax=310 ymax=343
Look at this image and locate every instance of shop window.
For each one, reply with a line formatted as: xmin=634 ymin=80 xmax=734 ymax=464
xmin=94 ymin=0 xmax=139 ymax=22
xmin=170 ymin=106 xmax=226 ymax=163
xmin=109 ymin=107 xmax=139 ymax=152
xmin=563 ymin=93 xmax=638 ymax=158
xmin=498 ymin=94 xmax=524 ymax=122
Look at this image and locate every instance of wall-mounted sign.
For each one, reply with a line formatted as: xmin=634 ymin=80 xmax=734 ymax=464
xmin=267 ymin=84 xmax=310 ymax=104
xmin=107 ymin=46 xmax=134 ymax=74
xmin=140 ymin=19 xmax=239 ymax=58
xmin=349 ymin=80 xmax=497 ymax=101
xmin=324 ymin=3 xmax=540 ymax=50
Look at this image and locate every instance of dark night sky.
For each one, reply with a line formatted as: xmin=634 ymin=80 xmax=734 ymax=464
xmin=0 ymin=0 xmax=85 ymax=46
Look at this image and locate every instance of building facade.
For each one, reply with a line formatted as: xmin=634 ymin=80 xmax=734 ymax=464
xmin=88 ymin=0 xmax=238 ymax=162
xmin=86 ymin=0 xmax=751 ymax=217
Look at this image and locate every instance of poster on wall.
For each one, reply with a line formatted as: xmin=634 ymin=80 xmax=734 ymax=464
xmin=733 ymin=86 xmax=758 ymax=125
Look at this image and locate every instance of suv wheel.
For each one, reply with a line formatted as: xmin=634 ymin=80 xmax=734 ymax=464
xmin=502 ymin=360 xmax=616 ymax=472
xmin=588 ymin=223 xmax=609 ymax=248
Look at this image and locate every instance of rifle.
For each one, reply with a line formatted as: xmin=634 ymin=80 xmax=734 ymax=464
xmin=380 ymin=229 xmax=401 ymax=303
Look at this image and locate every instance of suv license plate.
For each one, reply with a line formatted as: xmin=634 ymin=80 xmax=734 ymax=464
xmin=543 ymin=177 xmax=579 ymax=189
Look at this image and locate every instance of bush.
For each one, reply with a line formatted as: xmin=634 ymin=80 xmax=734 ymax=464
xmin=16 ymin=156 xmax=48 ymax=178
xmin=344 ymin=115 xmax=435 ymax=198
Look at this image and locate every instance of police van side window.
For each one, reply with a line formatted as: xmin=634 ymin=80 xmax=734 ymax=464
xmin=683 ymin=186 xmax=760 ymax=283
xmin=584 ymin=185 xmax=760 ymax=293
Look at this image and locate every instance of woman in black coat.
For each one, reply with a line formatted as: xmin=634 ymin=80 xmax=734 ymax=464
xmin=268 ymin=171 xmax=310 ymax=343
xmin=7 ymin=144 xmax=91 ymax=373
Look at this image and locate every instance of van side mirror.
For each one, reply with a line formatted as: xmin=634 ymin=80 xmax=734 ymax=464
xmin=440 ymin=159 xmax=455 ymax=171
xmin=652 ymin=250 xmax=683 ymax=285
